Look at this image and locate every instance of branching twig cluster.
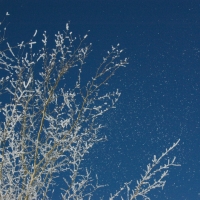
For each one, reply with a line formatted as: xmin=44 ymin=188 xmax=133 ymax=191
xmin=0 ymin=21 xmax=128 ymax=199
xmin=0 ymin=15 xmax=180 ymax=200
xmin=109 ymin=140 xmax=180 ymax=200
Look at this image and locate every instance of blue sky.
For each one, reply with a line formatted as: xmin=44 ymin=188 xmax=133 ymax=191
xmin=1 ymin=0 xmax=200 ymax=199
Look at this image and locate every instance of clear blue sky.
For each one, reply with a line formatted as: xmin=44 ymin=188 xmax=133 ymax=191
xmin=1 ymin=1 xmax=200 ymax=199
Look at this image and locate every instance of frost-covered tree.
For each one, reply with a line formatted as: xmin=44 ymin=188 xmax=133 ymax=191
xmin=0 ymin=16 xmax=180 ymax=200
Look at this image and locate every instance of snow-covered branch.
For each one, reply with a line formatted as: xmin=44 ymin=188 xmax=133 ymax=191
xmin=109 ymin=140 xmax=180 ymax=200
xmin=0 ymin=20 xmax=180 ymax=200
xmin=0 ymin=23 xmax=128 ymax=199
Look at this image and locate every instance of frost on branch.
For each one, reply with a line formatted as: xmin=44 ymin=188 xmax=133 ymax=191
xmin=109 ymin=139 xmax=180 ymax=200
xmin=0 ymin=23 xmax=128 ymax=199
xmin=0 ymin=20 xmax=180 ymax=200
